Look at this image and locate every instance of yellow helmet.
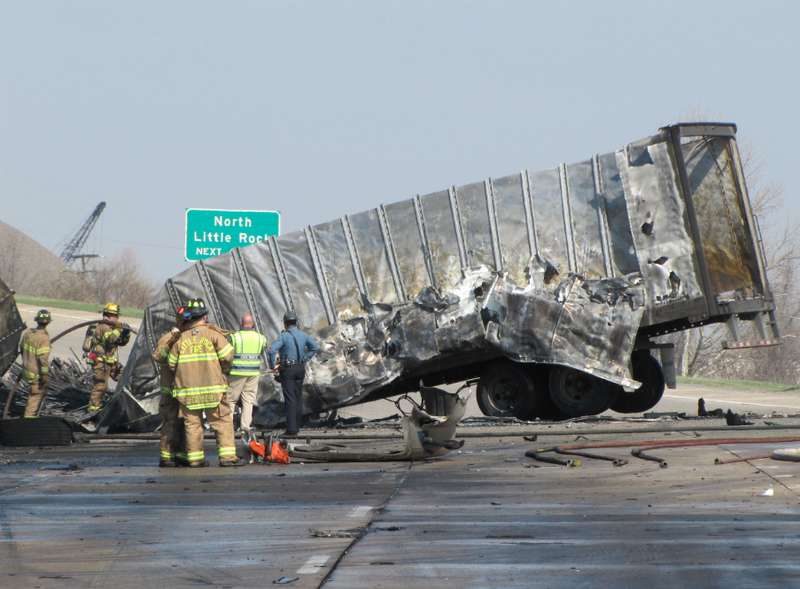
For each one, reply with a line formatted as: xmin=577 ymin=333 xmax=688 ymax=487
xmin=35 ymin=309 xmax=52 ymax=324
xmin=102 ymin=302 xmax=120 ymax=316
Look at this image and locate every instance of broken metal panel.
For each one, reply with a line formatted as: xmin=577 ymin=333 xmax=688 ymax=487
xmin=528 ymin=167 xmax=571 ymax=286
xmin=682 ymin=137 xmax=761 ymax=296
xmin=199 ymin=253 xmax=250 ymax=330
xmin=549 ymin=274 xmax=644 ymax=386
xmin=491 ymin=173 xmax=534 ymax=286
xmin=455 ymin=181 xmax=496 ymax=270
xmin=0 ymin=277 xmax=25 ymax=377
xmin=565 ymin=159 xmax=607 ymax=279
xmin=273 ymin=232 xmax=331 ymax=334
xmin=419 ymin=190 xmax=464 ymax=293
xmin=288 ymin=393 xmax=467 ymax=462
xmin=617 ymin=142 xmax=703 ymax=305
xmin=238 ymin=242 xmax=291 ymax=337
xmin=482 ymin=272 xmax=644 ymax=387
xmin=347 ymin=209 xmax=399 ymax=305
xmin=311 ymin=220 xmax=363 ymax=322
xmin=117 ymin=300 xmax=169 ymax=399
xmin=232 ymin=248 xmax=268 ymax=336
xmin=596 ymin=152 xmax=639 ymax=276
xmin=483 ymin=276 xmax=561 ymax=362
xmin=383 ymin=200 xmax=431 ymax=299
xmin=194 ymin=260 xmax=227 ymax=328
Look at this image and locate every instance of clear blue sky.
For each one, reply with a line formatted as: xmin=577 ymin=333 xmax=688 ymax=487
xmin=1 ymin=1 xmax=798 ymax=282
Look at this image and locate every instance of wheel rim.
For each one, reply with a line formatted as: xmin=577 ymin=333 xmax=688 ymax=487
xmin=558 ymin=369 xmax=595 ymax=403
xmin=487 ymin=375 xmax=525 ymax=412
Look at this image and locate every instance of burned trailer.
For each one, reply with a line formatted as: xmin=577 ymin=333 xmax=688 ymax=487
xmin=0 ymin=276 xmax=25 ymax=379
xmin=116 ymin=122 xmax=778 ymax=428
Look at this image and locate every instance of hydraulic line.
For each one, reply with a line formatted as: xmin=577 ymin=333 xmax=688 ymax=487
xmin=554 ymin=447 xmax=628 ymax=466
xmin=714 ymin=454 xmax=773 ymax=465
xmin=528 ymin=436 xmax=800 ymax=467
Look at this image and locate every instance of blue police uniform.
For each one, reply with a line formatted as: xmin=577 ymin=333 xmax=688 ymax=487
xmin=268 ymin=327 xmax=318 ymax=434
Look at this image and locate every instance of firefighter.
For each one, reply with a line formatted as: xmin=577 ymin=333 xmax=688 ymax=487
xmin=152 ymin=306 xmax=192 ymax=467
xmin=20 ymin=309 xmax=52 ymax=417
xmin=167 ymin=298 xmax=244 ymax=467
xmin=268 ymin=311 xmax=318 ymax=436
xmin=87 ymin=302 xmax=132 ymax=412
xmin=227 ymin=314 xmax=268 ymax=432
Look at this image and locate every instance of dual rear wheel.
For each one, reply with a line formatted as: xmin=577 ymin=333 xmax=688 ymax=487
xmin=476 ymin=354 xmax=665 ymax=420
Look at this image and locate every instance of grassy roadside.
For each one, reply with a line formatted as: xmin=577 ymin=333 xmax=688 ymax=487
xmin=14 ymin=296 xmax=144 ymax=319
xmin=677 ymin=375 xmax=800 ymax=393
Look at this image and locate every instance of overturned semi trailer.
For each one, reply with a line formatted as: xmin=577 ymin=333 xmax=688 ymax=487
xmin=111 ymin=122 xmax=779 ymax=430
xmin=0 ymin=276 xmax=25 ymax=379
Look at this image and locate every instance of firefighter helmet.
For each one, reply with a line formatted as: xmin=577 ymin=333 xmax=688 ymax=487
xmin=34 ymin=309 xmax=52 ymax=324
xmin=102 ymin=302 xmax=120 ymax=317
xmin=176 ymin=306 xmax=192 ymax=321
xmin=283 ymin=311 xmax=297 ymax=323
xmin=186 ymin=298 xmax=208 ymax=319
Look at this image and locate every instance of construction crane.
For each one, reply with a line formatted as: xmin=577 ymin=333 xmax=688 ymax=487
xmin=59 ymin=202 xmax=106 ymax=270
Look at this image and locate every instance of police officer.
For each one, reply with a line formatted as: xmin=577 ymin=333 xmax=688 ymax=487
xmin=227 ymin=314 xmax=268 ymax=431
xmin=268 ymin=311 xmax=318 ymax=436
xmin=20 ymin=309 xmax=52 ymax=417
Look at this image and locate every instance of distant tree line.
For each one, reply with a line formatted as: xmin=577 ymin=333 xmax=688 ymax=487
xmin=1 ymin=245 xmax=157 ymax=311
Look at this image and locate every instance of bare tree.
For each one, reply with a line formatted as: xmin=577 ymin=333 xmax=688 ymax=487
xmin=50 ymin=248 xmax=159 ymax=310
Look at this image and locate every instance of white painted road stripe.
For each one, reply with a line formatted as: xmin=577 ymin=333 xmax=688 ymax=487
xmin=348 ymin=505 xmax=372 ymax=518
xmin=663 ymin=394 xmax=800 ymax=410
xmin=297 ymin=554 xmax=330 ymax=575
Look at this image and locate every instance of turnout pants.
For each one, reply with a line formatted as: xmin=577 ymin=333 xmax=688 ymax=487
xmin=227 ymin=374 xmax=259 ymax=430
xmin=180 ymin=396 xmax=237 ymax=465
xmin=158 ymin=393 xmax=187 ymax=463
xmin=281 ymin=363 xmax=305 ymax=434
xmin=90 ymin=361 xmax=123 ymax=407
xmin=23 ymin=379 xmax=47 ymax=417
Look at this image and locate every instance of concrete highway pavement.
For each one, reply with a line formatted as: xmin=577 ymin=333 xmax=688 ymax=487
xmin=5 ymin=304 xmax=800 ymax=588
xmin=2 ymin=428 xmax=800 ymax=588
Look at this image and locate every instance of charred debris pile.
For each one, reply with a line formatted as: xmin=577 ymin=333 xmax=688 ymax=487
xmin=0 ymin=359 xmax=102 ymax=424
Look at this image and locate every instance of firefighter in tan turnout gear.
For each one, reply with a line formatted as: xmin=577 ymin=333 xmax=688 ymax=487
xmin=167 ymin=298 xmax=245 ymax=468
xmin=87 ymin=302 xmax=132 ymax=412
xmin=152 ymin=306 xmax=192 ymax=467
xmin=21 ymin=309 xmax=52 ymax=417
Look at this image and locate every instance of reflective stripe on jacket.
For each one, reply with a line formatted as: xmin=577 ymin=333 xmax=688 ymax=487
xmin=168 ymin=321 xmax=234 ymax=410
xmin=229 ymin=329 xmax=267 ymax=376
xmin=91 ymin=323 xmax=121 ymax=364
xmin=153 ymin=330 xmax=179 ymax=394
xmin=21 ymin=328 xmax=51 ymax=382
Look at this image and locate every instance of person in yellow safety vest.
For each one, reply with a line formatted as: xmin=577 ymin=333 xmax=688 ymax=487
xmin=227 ymin=314 xmax=268 ymax=432
xmin=152 ymin=306 xmax=192 ymax=467
xmin=86 ymin=302 xmax=132 ymax=412
xmin=167 ymin=298 xmax=245 ymax=468
xmin=21 ymin=309 xmax=52 ymax=417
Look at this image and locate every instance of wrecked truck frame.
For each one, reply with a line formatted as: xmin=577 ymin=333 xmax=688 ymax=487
xmin=107 ymin=122 xmax=779 ymax=431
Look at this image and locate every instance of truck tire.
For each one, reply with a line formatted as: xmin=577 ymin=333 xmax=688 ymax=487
xmin=611 ymin=352 xmax=665 ymax=414
xmin=477 ymin=363 xmax=542 ymax=420
xmin=548 ymin=366 xmax=618 ymax=418
xmin=0 ymin=417 xmax=73 ymax=447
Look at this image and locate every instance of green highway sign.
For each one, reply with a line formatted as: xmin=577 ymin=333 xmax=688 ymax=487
xmin=185 ymin=208 xmax=280 ymax=261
